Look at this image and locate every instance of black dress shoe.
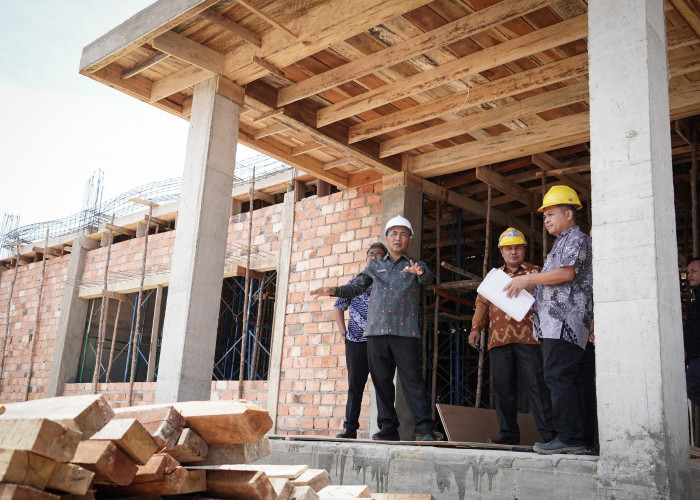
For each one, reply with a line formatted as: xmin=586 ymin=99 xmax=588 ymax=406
xmin=487 ymin=437 xmax=520 ymax=445
xmin=336 ymin=428 xmax=357 ymax=439
xmin=371 ymin=428 xmax=400 ymax=441
xmin=419 ymin=432 xmax=438 ymax=441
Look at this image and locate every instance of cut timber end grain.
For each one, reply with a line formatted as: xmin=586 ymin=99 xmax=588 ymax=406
xmin=89 ymin=418 xmax=157 ymax=464
xmin=111 ymin=405 xmax=185 ymax=449
xmin=189 ymin=463 xmax=308 ymax=479
xmin=132 ymin=453 xmax=179 ymax=484
xmin=292 ymin=469 xmax=331 ymax=492
xmin=291 ymin=485 xmax=320 ymax=500
xmin=0 ymin=483 xmax=60 ymax=500
xmin=270 ymin=477 xmax=294 ymax=500
xmin=0 ymin=418 xmax=81 ymax=462
xmin=198 ymin=436 xmax=270 ymax=465
xmin=0 ymin=449 xmax=56 ymax=490
xmin=165 ymin=427 xmax=208 ymax=463
xmin=46 ymin=462 xmax=95 ymax=495
xmin=96 ymin=466 xmax=188 ymax=496
xmin=179 ymin=468 xmax=206 ymax=494
xmin=0 ymin=395 xmax=113 ymax=438
xmin=205 ymin=469 xmax=276 ymax=499
xmin=71 ymin=440 xmax=137 ymax=486
xmin=317 ymin=484 xmax=371 ymax=498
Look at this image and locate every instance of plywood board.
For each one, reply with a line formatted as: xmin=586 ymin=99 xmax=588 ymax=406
xmin=436 ymin=404 xmax=542 ymax=446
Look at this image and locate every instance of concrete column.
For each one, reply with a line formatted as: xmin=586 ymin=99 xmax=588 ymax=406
xmin=378 ymin=185 xmax=424 ymax=440
xmin=47 ymin=235 xmax=100 ymax=396
xmin=155 ymin=76 xmax=241 ymax=403
xmin=589 ymin=1 xmax=690 ymax=497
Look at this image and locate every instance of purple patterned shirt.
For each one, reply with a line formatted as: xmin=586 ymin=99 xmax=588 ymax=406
xmin=334 ymin=277 xmax=369 ymax=343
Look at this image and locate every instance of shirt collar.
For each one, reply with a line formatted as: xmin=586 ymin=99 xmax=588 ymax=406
xmin=384 ymin=253 xmax=410 ymax=263
xmin=555 ymin=224 xmax=579 ymax=240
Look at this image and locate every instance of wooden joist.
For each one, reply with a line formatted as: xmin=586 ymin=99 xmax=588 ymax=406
xmin=322 ymin=156 xmax=354 ymax=171
xmin=101 ymin=289 xmax=126 ymax=302
xmin=71 ymin=440 xmax=137 ymax=486
xmin=202 ymin=469 xmax=277 ymax=499
xmin=111 ymin=405 xmax=185 ymax=449
xmin=121 ymin=50 xmax=169 ymax=79
xmin=0 ymin=484 xmax=59 ymax=500
xmin=46 ymin=463 xmax=95 ymax=496
xmin=0 ymin=419 xmax=81 ymax=463
xmin=200 ymin=8 xmax=262 ymax=48
xmin=475 ymin=166 xmax=535 ymax=208
xmin=0 ymin=449 xmax=56 ymax=490
xmin=149 ymin=66 xmax=213 ymax=103
xmin=165 ymin=427 xmax=208 ymax=463
xmin=89 ymin=418 xmax=158 ymax=464
xmin=291 ymin=142 xmax=324 ymax=156
xmin=152 ymin=30 xmax=224 ymax=74
xmin=105 ymin=223 xmax=135 ymax=238
xmin=254 ymin=123 xmax=289 ymax=140
xmin=236 ymin=0 xmax=298 ymax=39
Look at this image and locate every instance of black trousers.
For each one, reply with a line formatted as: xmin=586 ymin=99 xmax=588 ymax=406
xmin=578 ymin=341 xmax=598 ymax=449
xmin=490 ymin=343 xmax=554 ymax=443
xmin=688 ymin=357 xmax=700 ymax=407
xmin=541 ymin=338 xmax=585 ymax=445
xmin=344 ymin=339 xmax=370 ymax=431
xmin=367 ymin=335 xmax=434 ymax=434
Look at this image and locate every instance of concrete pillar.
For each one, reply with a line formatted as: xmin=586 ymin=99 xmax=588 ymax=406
xmin=589 ymin=1 xmax=690 ymax=496
xmin=378 ymin=185 xmax=424 ymax=440
xmin=155 ymin=76 xmax=241 ymax=403
xmin=47 ymin=235 xmax=100 ymax=396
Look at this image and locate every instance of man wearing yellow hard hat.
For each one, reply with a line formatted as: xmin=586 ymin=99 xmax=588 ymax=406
xmin=504 ymin=185 xmax=593 ymax=455
xmin=468 ymin=227 xmax=554 ymax=445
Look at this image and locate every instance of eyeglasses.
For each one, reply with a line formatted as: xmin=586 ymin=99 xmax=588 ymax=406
xmin=367 ymin=251 xmax=384 ymax=260
xmin=388 ymin=231 xmax=410 ymax=240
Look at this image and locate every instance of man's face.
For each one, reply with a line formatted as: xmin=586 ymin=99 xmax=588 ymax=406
xmin=688 ymin=260 xmax=700 ymax=287
xmin=366 ymin=247 xmax=386 ymax=263
xmin=386 ymin=226 xmax=411 ymax=254
xmin=542 ymin=205 xmax=572 ymax=236
xmin=500 ymin=244 xmax=526 ymax=268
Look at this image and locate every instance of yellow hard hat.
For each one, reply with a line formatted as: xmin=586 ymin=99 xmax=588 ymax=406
xmin=498 ymin=227 xmax=527 ymax=247
xmin=538 ymin=185 xmax=582 ymax=212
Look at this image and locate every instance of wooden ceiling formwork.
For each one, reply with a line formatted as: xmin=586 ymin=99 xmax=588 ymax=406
xmin=80 ymin=0 xmax=700 ymax=219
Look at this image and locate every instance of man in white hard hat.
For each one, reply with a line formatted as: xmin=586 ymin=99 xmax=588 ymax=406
xmin=503 ymin=185 xmax=593 ymax=455
xmin=468 ymin=227 xmax=553 ymax=445
xmin=311 ymin=215 xmax=437 ymax=441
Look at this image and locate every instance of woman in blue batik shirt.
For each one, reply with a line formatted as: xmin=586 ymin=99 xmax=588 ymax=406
xmin=333 ymin=242 xmax=387 ymax=439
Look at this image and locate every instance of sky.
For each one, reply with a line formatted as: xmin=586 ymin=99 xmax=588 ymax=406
xmin=0 ymin=1 xmax=260 ymax=227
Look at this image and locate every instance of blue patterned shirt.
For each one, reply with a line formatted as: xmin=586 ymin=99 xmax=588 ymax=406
xmin=533 ymin=225 xmax=593 ymax=349
xmin=334 ymin=277 xmax=370 ymax=343
xmin=333 ymin=253 xmax=434 ymax=338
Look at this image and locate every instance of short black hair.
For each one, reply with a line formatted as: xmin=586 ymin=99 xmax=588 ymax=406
xmin=689 ymin=257 xmax=700 ymax=267
xmin=368 ymin=242 xmax=388 ymax=256
xmin=559 ymin=204 xmax=577 ymax=223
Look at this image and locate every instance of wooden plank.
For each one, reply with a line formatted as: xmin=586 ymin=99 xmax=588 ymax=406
xmin=104 ymin=223 xmax=135 ymax=237
xmin=277 ymin=0 xmax=553 ymax=106
xmin=317 ymin=484 xmax=371 ymax=498
xmin=180 ymin=468 xmax=207 ymax=494
xmin=200 ymin=8 xmax=262 ymax=48
xmin=0 ymin=419 xmax=81 ymax=463
xmin=270 ymin=477 xmax=294 ymax=500
xmin=379 ymin=81 xmax=589 ymax=157
xmin=114 ymin=401 xmax=273 ymax=445
xmin=531 ymin=153 xmax=590 ymax=198
xmin=475 ymin=166 xmax=534 ymax=208
xmin=111 ymin=405 xmax=185 ymax=449
xmin=252 ymin=55 xmax=288 ymax=79
xmin=0 ymin=484 xmax=59 ymax=500
xmin=203 ymin=469 xmax=276 ymax=499
xmin=669 ymin=49 xmax=700 ymax=77
xmin=121 ymin=51 xmax=169 ymax=79
xmin=233 ymin=265 xmax=266 ymax=281
xmin=215 ymin=74 xmax=245 ymax=105
xmin=190 ymin=463 xmax=308 ymax=479
xmin=129 ymin=197 xmax=159 ymax=207
xmin=291 ymin=469 xmax=331 ymax=493
xmin=436 ymin=404 xmax=541 ymax=445
xmin=149 ymin=66 xmax=213 ymax=103
xmin=0 ymin=395 xmax=114 ymax=438
xmin=236 ymin=0 xmax=297 ymax=39
xmin=101 ymin=289 xmax=126 ymax=302
xmin=89 ymin=418 xmax=158 ymax=464
xmin=98 ymin=466 xmax=188 ymax=496
xmin=322 ymin=156 xmax=354 ymax=170
xmin=46 ymin=463 xmax=94 ymax=496
xmin=316 ymin=15 xmax=588 ymax=127
xmin=71 ymin=440 xmax=137 ymax=486
xmin=670 ymin=0 xmax=700 ymax=39
xmin=0 ymin=449 xmax=56 ymax=490
xmin=291 ymin=142 xmax=323 ymax=156
xmin=254 ymin=123 xmax=289 ymax=140
xmin=165 ymin=428 xmax=208 ymax=464
xmin=253 ymin=107 xmax=286 ymax=122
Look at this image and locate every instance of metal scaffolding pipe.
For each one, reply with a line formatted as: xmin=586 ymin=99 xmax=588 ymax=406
xmin=238 ymin=166 xmax=256 ymax=398
xmin=92 ymin=219 xmax=114 ymax=392
xmin=475 ymin=185 xmax=491 ymax=408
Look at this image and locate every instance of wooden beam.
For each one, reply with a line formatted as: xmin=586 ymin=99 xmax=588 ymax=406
xmin=254 ymin=123 xmax=289 ymax=140
xmin=130 ymin=197 xmax=159 ymax=207
xmin=277 ymin=0 xmax=554 ymax=107
xmin=102 ymin=289 xmax=127 ymax=302
xmin=322 ymin=157 xmax=354 ymax=170
xmin=475 ymin=166 xmax=534 ymax=208
xmin=534 ymin=162 xmax=590 ymax=177
xmin=105 ymin=223 xmax=136 ymax=237
xmin=147 ymin=215 xmax=171 ymax=227
xmin=349 ymin=53 xmax=588 ymax=143
xmin=121 ymin=51 xmax=169 ymax=79
xmin=316 ymin=15 xmax=588 ymax=127
xmin=152 ymin=30 xmax=225 ymax=74
xmin=411 ymin=112 xmax=590 ymax=177
xmin=199 ymin=8 xmax=262 ymax=48
xmin=531 ymin=153 xmax=590 ymax=198
xmin=669 ymin=49 xmax=700 ymax=77
xmin=215 ymin=75 xmax=245 ymax=105
xmin=254 ymin=190 xmax=276 ymax=204
xmin=380 ymin=81 xmax=589 ymax=157
xmin=670 ymin=0 xmax=700 ymax=40
xmin=252 ymin=56 xmax=287 ymax=79
xmin=291 ymin=142 xmax=323 ymax=156
xmin=92 ymin=64 xmax=153 ymax=100
xmin=236 ymin=0 xmax=297 ymax=39
xmin=253 ymin=108 xmax=285 ymax=122
xmin=150 ymin=66 xmax=213 ymax=102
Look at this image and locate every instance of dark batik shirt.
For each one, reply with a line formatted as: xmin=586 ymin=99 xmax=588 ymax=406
xmin=333 ymin=253 xmax=434 ymax=338
xmin=334 ymin=276 xmax=369 ymax=343
xmin=685 ymin=286 xmax=700 ymax=361
xmin=534 ymin=225 xmax=593 ymax=349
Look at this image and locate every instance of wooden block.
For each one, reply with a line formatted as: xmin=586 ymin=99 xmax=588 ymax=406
xmin=190 ymin=463 xmax=308 ymax=479
xmin=56 ymin=490 xmax=95 ymax=500
xmin=204 ymin=469 xmax=276 ymax=499
xmin=46 ymin=463 xmax=94 ymax=495
xmin=0 ymin=419 xmax=81 ymax=462
xmin=71 ymin=440 xmax=137 ymax=486
xmin=318 ymin=485 xmax=371 ymax=498
xmin=165 ymin=428 xmax=208 ymax=463
xmin=131 ymin=453 xmax=179 ymax=483
xmin=270 ymin=477 xmax=294 ymax=500
xmin=96 ymin=466 xmax=188 ymax=496
xmin=123 ymin=401 xmax=272 ymax=445
xmin=372 ymin=495 xmax=436 ymax=500
xmin=292 ymin=469 xmax=331 ymax=492
xmin=436 ymin=404 xmax=541 ymax=445
xmin=0 ymin=448 xmax=56 ymax=489
xmin=291 ymin=486 xmax=320 ymax=500
xmin=198 ymin=436 xmax=270 ymax=465
xmin=0 ymin=395 xmax=113 ymax=438
xmin=0 ymin=484 xmax=60 ymax=500
xmin=112 ymin=406 xmax=185 ymax=449
xmin=178 ymin=468 xmax=206 ymax=494
xmin=89 ymin=418 xmax=158 ymax=464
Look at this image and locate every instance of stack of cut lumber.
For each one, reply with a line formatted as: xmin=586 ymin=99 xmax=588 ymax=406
xmin=0 ymin=395 xmax=434 ymax=499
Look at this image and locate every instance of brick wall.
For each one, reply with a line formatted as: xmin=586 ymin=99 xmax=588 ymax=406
xmin=276 ymin=184 xmax=382 ymax=438
xmin=0 ymin=255 xmax=70 ymax=402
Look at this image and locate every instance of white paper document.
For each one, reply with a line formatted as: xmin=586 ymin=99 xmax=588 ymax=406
xmin=476 ymin=268 xmax=535 ymax=322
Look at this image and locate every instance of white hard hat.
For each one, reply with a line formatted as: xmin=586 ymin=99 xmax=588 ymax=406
xmin=384 ymin=215 xmax=413 ymax=237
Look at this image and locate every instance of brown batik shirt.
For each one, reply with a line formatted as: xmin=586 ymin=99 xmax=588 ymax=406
xmin=470 ymin=262 xmax=541 ymax=350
